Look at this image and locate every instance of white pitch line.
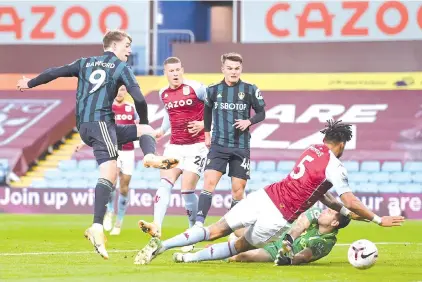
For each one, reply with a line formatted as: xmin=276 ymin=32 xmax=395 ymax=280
xmin=0 ymin=242 xmax=421 ymax=257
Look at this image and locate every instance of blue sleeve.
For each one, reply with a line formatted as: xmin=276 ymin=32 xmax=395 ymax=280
xmin=28 ymin=59 xmax=81 ymax=88
xmin=196 ymin=84 xmax=207 ymax=101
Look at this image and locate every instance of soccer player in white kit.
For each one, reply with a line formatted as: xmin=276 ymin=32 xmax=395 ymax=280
xmin=138 ymin=57 xmax=208 ymax=252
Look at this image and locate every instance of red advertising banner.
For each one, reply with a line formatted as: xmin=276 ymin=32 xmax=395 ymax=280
xmin=0 ymin=187 xmax=420 ymax=219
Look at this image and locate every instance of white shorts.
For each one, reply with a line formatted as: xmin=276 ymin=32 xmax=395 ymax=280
xmin=117 ymin=150 xmax=135 ymax=176
xmin=163 ymin=142 xmax=208 ymax=175
xmin=224 ymin=189 xmax=290 ymax=248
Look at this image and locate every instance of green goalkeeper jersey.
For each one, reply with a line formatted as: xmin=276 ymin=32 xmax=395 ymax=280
xmin=263 ymin=207 xmax=337 ymax=262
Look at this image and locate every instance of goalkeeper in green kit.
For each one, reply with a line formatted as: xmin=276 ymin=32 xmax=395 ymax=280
xmin=228 ymin=207 xmax=351 ymax=265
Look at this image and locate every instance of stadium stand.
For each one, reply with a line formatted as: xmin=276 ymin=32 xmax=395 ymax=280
xmin=22 ymin=158 xmax=421 ymax=194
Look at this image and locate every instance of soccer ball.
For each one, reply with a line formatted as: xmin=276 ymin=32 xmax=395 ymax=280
xmin=347 ymin=239 xmax=378 ymax=269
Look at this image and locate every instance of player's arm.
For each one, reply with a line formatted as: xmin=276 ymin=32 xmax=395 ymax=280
xmin=134 ymin=110 xmax=140 ymax=124
xmin=120 ymin=66 xmax=148 ymax=124
xmin=326 ymin=161 xmax=405 ymax=227
xmin=320 ymin=192 xmax=352 ymax=218
xmin=320 ymin=192 xmax=367 ymax=221
xmin=187 ymin=82 xmax=206 ymax=136
xmin=233 ymin=85 xmax=266 ymax=131
xmin=204 ymin=87 xmax=214 ymax=147
xmin=249 ymin=85 xmax=266 ymax=125
xmin=279 ymin=211 xmax=313 ymax=258
xmin=276 ymin=240 xmax=332 ymax=266
xmin=287 ymin=212 xmax=312 ymax=240
xmin=18 ymin=60 xmax=81 ymax=90
xmin=155 ymin=110 xmax=170 ymax=139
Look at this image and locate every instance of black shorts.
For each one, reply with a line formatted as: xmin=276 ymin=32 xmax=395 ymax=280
xmin=79 ymin=121 xmax=137 ymax=165
xmin=204 ymin=144 xmax=250 ymax=180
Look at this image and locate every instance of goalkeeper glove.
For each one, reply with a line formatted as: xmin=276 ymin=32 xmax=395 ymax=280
xmin=274 ymin=254 xmax=293 ymax=266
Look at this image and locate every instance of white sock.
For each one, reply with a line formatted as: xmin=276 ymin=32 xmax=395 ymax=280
xmin=183 ymin=240 xmax=238 ymax=262
xmin=92 ymin=223 xmax=103 ymax=233
xmin=182 ymin=190 xmax=198 ymax=228
xmin=153 ymin=178 xmax=174 ymax=228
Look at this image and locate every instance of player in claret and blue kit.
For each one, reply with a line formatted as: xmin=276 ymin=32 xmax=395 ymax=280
xmin=134 ymin=119 xmax=404 ymax=265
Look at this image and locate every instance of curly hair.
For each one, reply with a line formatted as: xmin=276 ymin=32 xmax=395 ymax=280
xmin=320 ymin=119 xmax=353 ymax=143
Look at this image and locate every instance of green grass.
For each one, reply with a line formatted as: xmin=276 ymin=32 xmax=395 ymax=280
xmin=0 ymin=214 xmax=421 ymax=281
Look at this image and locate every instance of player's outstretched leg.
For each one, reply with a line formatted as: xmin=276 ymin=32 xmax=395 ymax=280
xmin=143 ymin=154 xmax=179 ymax=170
xmin=136 ymin=127 xmax=179 ymax=170
xmin=173 ymin=235 xmax=255 ymax=263
xmin=138 ymin=177 xmax=174 ymax=238
xmin=104 ymin=189 xmax=116 ymax=232
xmin=134 ymin=219 xmax=232 ymax=265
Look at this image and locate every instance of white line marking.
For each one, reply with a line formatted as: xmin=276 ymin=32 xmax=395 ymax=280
xmin=0 ymin=242 xmax=420 ymax=256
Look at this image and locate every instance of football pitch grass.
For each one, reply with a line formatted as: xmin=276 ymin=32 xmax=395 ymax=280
xmin=0 ymin=214 xmax=421 ymax=281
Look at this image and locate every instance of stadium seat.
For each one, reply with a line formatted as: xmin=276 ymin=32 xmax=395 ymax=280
xmin=142 ymin=170 xmax=161 ymax=181
xmin=216 ymin=177 xmax=231 ymax=191
xmin=265 ymin=172 xmax=283 ymax=183
xmin=349 ymin=182 xmax=360 ymax=189
xmin=277 ymin=161 xmax=295 ymax=172
xmin=381 ymin=161 xmax=402 ymax=172
xmin=348 ymin=172 xmax=370 ymax=183
xmin=403 ymin=161 xmax=422 ymax=172
xmin=248 ymin=183 xmax=262 ymax=192
xmin=58 ymin=160 xmax=78 ymax=171
xmin=390 ymin=172 xmax=412 ymax=183
xmin=368 ymin=172 xmax=390 ymax=183
xmin=378 ymin=183 xmax=400 ymax=193
xmin=359 ymin=183 xmax=379 ymax=193
xmin=62 ymin=170 xmax=85 ymax=181
xmin=257 ymin=160 xmax=276 ymax=172
xmin=360 ymin=161 xmax=380 ymax=172
xmin=131 ymin=173 xmax=144 ymax=181
xmin=85 ymin=172 xmax=100 ymax=182
xmin=147 ymin=180 xmax=161 ymax=189
xmin=44 ymin=169 xmax=64 ymax=180
xmin=0 ymin=158 xmax=9 ymax=170
xmin=135 ymin=160 xmax=149 ymax=172
xmin=130 ymin=179 xmax=148 ymax=189
xmin=249 ymin=160 xmax=257 ymax=171
xmin=399 ymin=184 xmax=422 ymax=193
xmin=68 ymin=179 xmax=89 ymax=189
xmin=250 ymin=170 xmax=265 ymax=182
xmin=411 ymin=173 xmax=422 ymax=183
xmin=31 ymin=179 xmax=48 ymax=188
xmin=78 ymin=160 xmax=97 ymax=171
xmin=47 ymin=179 xmax=69 ymax=188
xmin=343 ymin=161 xmax=359 ymax=172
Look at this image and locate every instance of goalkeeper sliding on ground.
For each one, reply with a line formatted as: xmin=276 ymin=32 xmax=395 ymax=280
xmin=228 ymin=207 xmax=351 ymax=265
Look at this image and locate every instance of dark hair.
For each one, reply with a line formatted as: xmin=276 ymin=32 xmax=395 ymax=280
xmin=320 ymin=119 xmax=353 ymax=144
xmin=337 ymin=214 xmax=352 ymax=229
xmin=221 ymin=52 xmax=243 ymax=64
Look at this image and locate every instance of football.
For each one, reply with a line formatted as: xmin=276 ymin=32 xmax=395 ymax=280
xmin=347 ymin=239 xmax=378 ymax=269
